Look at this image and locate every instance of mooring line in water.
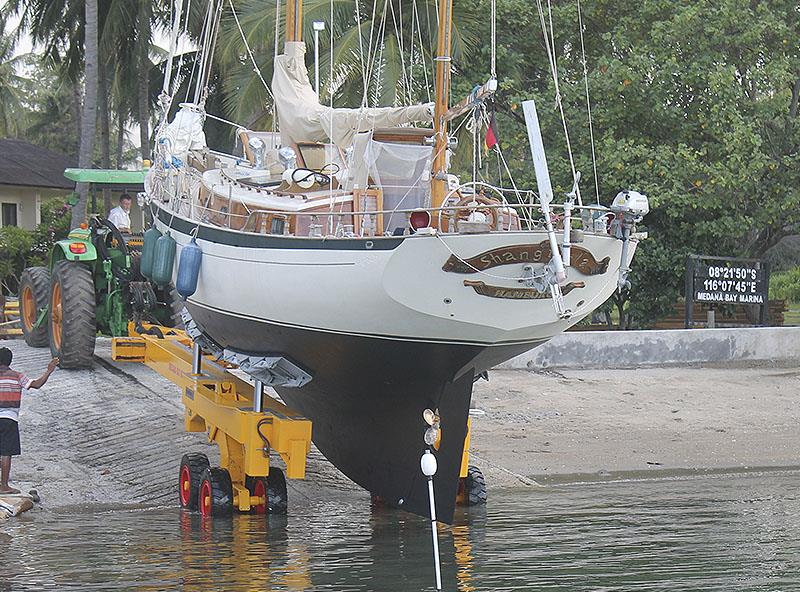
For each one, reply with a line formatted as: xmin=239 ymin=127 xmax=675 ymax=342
xmin=469 ymin=453 xmax=544 ymax=487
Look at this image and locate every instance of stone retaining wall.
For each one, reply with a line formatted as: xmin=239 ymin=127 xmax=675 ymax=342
xmin=498 ymin=327 xmax=800 ymax=370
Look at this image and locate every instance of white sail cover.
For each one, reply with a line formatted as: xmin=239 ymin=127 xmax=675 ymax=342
xmin=161 ymin=104 xmax=207 ymax=163
xmin=273 ymin=42 xmax=434 ymax=147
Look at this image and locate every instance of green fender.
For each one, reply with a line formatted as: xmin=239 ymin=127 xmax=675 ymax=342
xmin=51 ymin=238 xmax=97 ymax=265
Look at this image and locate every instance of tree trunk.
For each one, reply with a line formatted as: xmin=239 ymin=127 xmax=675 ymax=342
xmin=72 ymin=0 xmax=99 ymax=228
xmin=98 ymin=65 xmax=112 ymax=216
xmin=137 ymin=0 xmax=152 ymax=162
xmin=116 ymin=111 xmax=125 ymax=167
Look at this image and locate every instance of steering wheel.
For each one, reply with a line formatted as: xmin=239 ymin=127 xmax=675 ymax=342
xmin=92 ymin=217 xmax=133 ymax=281
xmin=454 ymin=194 xmax=498 ymax=228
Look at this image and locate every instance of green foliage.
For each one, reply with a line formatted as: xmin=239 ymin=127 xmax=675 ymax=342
xmin=770 ymin=267 xmax=800 ymax=302
xmin=0 ymin=198 xmax=71 ymax=294
xmin=0 ymin=226 xmax=34 ymax=294
xmin=459 ymin=0 xmax=800 ymax=327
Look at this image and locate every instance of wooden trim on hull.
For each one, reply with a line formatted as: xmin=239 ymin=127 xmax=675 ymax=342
xmin=186 ymin=302 xmax=545 ymax=522
xmin=156 ymin=205 xmax=405 ymax=251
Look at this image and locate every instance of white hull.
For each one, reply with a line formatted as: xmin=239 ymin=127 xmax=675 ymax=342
xmin=155 ymin=206 xmax=635 ymax=349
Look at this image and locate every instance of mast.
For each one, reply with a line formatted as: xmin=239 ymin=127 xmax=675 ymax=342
xmin=431 ymin=0 xmax=454 ymax=214
xmin=285 ymin=0 xmax=303 ymax=43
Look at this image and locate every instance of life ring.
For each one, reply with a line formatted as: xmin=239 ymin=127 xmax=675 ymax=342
xmin=454 ymin=194 xmax=498 ymax=228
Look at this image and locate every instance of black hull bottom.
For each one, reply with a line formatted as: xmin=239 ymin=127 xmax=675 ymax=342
xmin=187 ymin=303 xmax=544 ymax=523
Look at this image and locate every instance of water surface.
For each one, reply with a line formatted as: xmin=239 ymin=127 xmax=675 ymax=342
xmin=2 ymin=470 xmax=799 ymax=591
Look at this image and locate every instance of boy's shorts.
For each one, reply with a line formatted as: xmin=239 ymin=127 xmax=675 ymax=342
xmin=0 ymin=418 xmax=21 ymax=456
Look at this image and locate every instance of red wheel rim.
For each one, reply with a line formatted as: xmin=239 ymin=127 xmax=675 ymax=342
xmin=199 ymin=480 xmax=212 ymax=517
xmin=179 ymin=465 xmax=192 ymax=507
xmin=253 ymin=479 xmax=267 ymax=514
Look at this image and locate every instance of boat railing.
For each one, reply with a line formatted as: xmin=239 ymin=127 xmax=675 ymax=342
xmin=166 ymin=192 xmax=614 ymax=238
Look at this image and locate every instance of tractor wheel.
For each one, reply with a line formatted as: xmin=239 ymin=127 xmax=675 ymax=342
xmin=198 ymin=467 xmax=233 ymax=517
xmin=179 ymin=453 xmax=210 ymax=510
xmin=48 ymin=260 xmax=96 ymax=369
xmin=457 ymin=465 xmax=487 ymax=506
xmin=19 ymin=267 xmax=51 ymax=347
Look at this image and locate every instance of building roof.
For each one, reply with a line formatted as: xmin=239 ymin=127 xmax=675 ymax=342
xmin=0 ymin=139 xmax=76 ymax=190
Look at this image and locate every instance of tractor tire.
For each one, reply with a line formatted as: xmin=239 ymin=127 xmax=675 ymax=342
xmin=19 ymin=267 xmax=51 ymax=347
xmin=198 ymin=467 xmax=233 ymax=517
xmin=179 ymin=453 xmax=210 ymax=510
xmin=48 ymin=260 xmax=96 ymax=369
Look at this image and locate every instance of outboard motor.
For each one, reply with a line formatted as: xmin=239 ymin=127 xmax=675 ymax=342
xmin=610 ymin=190 xmax=649 ymax=290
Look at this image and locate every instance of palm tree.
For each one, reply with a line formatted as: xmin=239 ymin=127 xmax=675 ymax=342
xmin=0 ymin=17 xmax=30 ymax=138
xmin=73 ymin=0 xmax=99 ymax=226
xmin=214 ymin=0 xmax=478 ymax=131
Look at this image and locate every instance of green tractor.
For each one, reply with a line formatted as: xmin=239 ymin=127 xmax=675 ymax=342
xmin=19 ymin=168 xmax=179 ymax=368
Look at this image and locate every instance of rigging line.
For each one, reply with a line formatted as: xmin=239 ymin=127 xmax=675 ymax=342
xmin=412 ymin=0 xmax=431 ymax=102
xmin=535 ymin=0 xmax=582 ymax=206
xmin=388 ymin=0 xmax=410 ymax=103
xmin=362 ymin=0 xmax=383 ymax=107
xmin=204 ymin=110 xmax=248 ymax=129
xmin=371 ymin=1 xmax=389 ymax=105
xmin=409 ymin=0 xmax=416 ymax=96
xmin=577 ymin=0 xmax=600 ymax=204
xmin=273 ymin=0 xmax=280 ymax=133
xmin=354 ymin=0 xmax=368 ymax=104
xmin=490 ymin=0 xmax=496 ymax=79
xmin=170 ymin=0 xmax=192 ymax=98
xmin=185 ymin=0 xmax=210 ymax=102
xmin=227 ymin=0 xmax=276 ymax=103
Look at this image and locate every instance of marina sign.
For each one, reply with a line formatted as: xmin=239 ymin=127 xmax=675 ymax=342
xmin=685 ymin=255 xmax=770 ymax=327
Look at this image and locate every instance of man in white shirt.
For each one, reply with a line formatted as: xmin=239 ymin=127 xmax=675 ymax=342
xmin=107 ymin=193 xmax=133 ymax=232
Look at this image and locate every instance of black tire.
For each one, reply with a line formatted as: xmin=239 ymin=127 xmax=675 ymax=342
xmin=48 ymin=260 xmax=96 ymax=369
xmin=198 ymin=467 xmax=233 ymax=517
xmin=246 ymin=467 xmax=288 ymax=515
xmin=19 ymin=267 xmax=50 ymax=347
xmin=267 ymin=467 xmax=288 ymax=515
xmin=167 ymin=285 xmax=185 ymax=329
xmin=179 ymin=453 xmax=210 ymax=510
xmin=462 ymin=465 xmax=487 ymax=506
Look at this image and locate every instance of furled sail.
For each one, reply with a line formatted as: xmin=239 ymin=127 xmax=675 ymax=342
xmin=272 ymin=41 xmax=434 ymax=148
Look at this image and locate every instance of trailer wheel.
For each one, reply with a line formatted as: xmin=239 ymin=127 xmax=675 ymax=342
xmin=246 ymin=476 xmax=268 ymax=515
xmin=267 ymin=467 xmax=288 ymax=515
xmin=19 ymin=267 xmax=51 ymax=347
xmin=457 ymin=465 xmax=487 ymax=506
xmin=179 ymin=453 xmax=210 ymax=510
xmin=49 ymin=260 xmax=96 ymax=368
xmin=198 ymin=467 xmax=233 ymax=517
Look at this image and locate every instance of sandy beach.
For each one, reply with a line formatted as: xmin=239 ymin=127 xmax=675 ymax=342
xmin=4 ymin=338 xmax=799 ymax=509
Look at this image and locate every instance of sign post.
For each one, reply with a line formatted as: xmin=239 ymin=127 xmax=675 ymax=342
xmin=684 ymin=255 xmax=770 ymax=328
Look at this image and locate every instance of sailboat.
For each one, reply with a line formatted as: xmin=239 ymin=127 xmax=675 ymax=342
xmin=145 ymin=0 xmax=649 ymax=523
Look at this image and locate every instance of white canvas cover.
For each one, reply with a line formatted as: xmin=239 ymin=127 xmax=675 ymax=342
xmin=272 ymin=42 xmax=433 ymax=148
xmin=160 ymin=104 xmax=207 ymax=163
xmin=346 ymin=132 xmax=433 ymax=232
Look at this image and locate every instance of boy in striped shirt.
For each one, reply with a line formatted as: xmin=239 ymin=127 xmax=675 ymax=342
xmin=0 ymin=347 xmax=59 ymax=495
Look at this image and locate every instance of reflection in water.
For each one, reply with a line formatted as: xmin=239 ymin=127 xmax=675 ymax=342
xmin=2 ymin=471 xmax=800 ymax=591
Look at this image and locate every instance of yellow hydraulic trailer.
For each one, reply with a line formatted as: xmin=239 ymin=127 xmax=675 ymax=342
xmin=112 ymin=323 xmax=312 ymax=517
xmin=1 ymin=298 xmax=22 ymax=338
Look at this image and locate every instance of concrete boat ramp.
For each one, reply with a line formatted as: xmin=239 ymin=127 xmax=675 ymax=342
xmin=5 ymin=328 xmax=800 ymax=512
